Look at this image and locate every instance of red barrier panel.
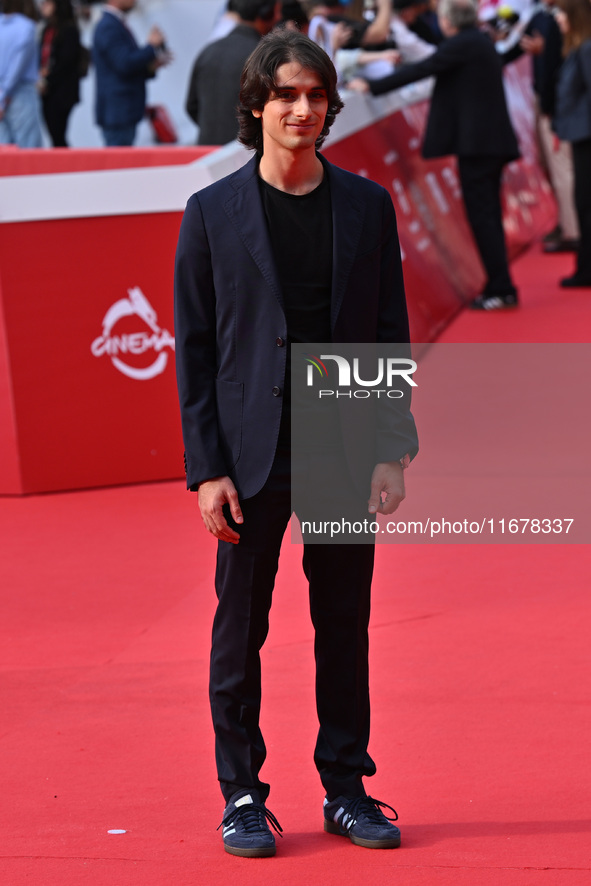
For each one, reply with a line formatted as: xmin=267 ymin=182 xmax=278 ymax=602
xmin=0 ymin=146 xmax=214 ymax=177
xmin=0 ymin=148 xmax=216 ymax=494
xmin=0 ymin=214 xmax=182 ymax=494
xmin=0 ymin=298 xmax=20 ymax=494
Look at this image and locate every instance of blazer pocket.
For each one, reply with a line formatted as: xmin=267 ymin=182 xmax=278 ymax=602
xmin=215 ymin=378 xmax=243 ymax=470
xmin=356 ymin=242 xmax=382 ymax=262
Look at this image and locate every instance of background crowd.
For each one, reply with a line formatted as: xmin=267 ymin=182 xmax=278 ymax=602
xmin=1 ymin=0 xmax=590 ymax=287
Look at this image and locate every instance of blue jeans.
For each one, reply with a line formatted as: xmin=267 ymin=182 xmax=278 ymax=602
xmin=101 ymin=124 xmax=137 ymax=147
xmin=0 ymin=82 xmax=42 ymax=148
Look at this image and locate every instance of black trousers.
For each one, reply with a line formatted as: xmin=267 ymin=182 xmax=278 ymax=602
xmin=42 ymin=96 xmax=74 ymax=148
xmin=572 ymin=139 xmax=591 ymax=281
xmin=458 ymin=155 xmax=517 ymax=297
xmin=210 ymin=447 xmax=376 ymax=804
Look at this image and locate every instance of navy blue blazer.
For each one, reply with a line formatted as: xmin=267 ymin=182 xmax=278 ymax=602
xmin=554 ymin=41 xmax=591 ymax=143
xmin=174 ymin=154 xmax=418 ymax=499
xmin=92 ymin=11 xmax=156 ymax=128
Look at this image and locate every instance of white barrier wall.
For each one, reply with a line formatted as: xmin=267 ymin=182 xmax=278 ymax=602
xmin=70 ymin=0 xmax=231 ymax=148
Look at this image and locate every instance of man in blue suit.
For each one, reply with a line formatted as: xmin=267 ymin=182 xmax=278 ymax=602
xmin=175 ymin=30 xmax=418 ymax=858
xmin=92 ymin=0 xmax=169 ymax=146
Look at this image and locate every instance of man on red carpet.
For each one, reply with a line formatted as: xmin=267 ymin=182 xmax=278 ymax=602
xmin=174 ymin=30 xmax=418 ymax=857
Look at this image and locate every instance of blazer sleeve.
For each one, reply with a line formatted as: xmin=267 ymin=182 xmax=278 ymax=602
xmin=367 ymin=37 xmax=462 ymax=95
xmin=375 ymin=190 xmax=419 ymax=463
xmin=174 ymin=194 xmax=230 ymax=489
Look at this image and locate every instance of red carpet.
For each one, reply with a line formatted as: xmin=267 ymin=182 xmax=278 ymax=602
xmin=437 ymin=242 xmax=591 ymax=343
xmin=1 ymin=244 xmax=590 ymax=885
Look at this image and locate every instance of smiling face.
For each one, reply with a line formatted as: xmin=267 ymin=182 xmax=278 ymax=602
xmin=252 ymin=62 xmax=329 ymax=158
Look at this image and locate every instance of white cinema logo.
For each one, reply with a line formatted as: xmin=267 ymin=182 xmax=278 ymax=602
xmin=91 ymin=287 xmax=175 ymax=381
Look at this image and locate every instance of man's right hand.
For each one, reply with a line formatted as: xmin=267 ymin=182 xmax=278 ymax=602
xmin=148 ymin=26 xmax=166 ymax=48
xmin=147 ymin=26 xmax=172 ymax=68
xmin=198 ymin=476 xmax=243 ymax=544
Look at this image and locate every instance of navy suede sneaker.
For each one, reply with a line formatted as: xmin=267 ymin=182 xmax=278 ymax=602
xmin=323 ymin=795 xmax=401 ymax=849
xmin=218 ymin=790 xmax=282 ymax=857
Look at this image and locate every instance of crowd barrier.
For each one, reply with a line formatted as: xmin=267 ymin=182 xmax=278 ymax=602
xmin=0 ymin=58 xmax=556 ymax=494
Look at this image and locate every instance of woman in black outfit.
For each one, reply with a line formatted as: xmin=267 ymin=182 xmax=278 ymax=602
xmin=39 ymin=0 xmax=81 ymax=147
xmin=554 ymin=0 xmax=591 ymax=287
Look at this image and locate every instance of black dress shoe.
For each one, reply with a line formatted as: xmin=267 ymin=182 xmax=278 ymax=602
xmin=559 ymin=274 xmax=591 ymax=288
xmin=543 ymin=238 xmax=580 ymax=253
xmin=542 ymin=224 xmax=562 ymax=244
xmin=470 ymin=293 xmax=519 ymax=310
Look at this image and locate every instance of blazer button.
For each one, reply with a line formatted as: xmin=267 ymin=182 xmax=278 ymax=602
xmin=276 ymin=337 xmax=285 ymax=347
xmin=272 ymin=386 xmax=282 ymax=397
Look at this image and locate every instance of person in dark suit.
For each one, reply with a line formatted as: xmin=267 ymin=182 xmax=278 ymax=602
xmin=349 ymin=0 xmax=521 ymax=310
xmin=553 ymin=0 xmax=591 ymax=287
xmin=92 ymin=0 xmax=169 ymax=146
xmin=185 ymin=0 xmax=277 ymax=146
xmin=38 ymin=0 xmax=81 ymax=147
xmin=175 ymin=29 xmax=417 ymax=858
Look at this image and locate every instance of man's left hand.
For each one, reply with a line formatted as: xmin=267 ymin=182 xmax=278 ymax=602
xmin=368 ymin=461 xmax=405 ymax=515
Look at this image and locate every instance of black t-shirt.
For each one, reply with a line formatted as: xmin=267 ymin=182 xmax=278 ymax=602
xmin=258 ymin=172 xmax=336 ymax=446
xmin=259 ymin=172 xmax=332 ymax=343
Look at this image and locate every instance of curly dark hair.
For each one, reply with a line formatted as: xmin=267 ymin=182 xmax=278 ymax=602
xmin=238 ymin=30 xmax=344 ymax=155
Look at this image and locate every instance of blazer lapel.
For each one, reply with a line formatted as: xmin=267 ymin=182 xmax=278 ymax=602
xmin=220 ymin=154 xmax=366 ymax=323
xmin=222 ymin=156 xmax=284 ymax=309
